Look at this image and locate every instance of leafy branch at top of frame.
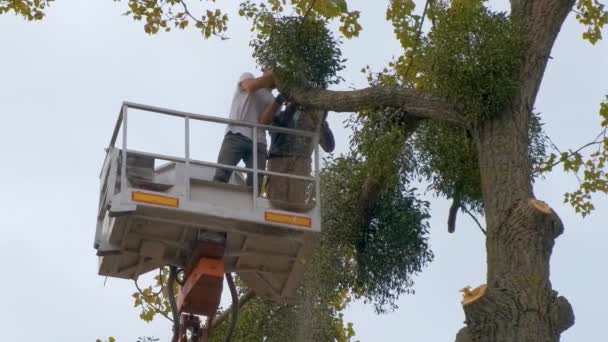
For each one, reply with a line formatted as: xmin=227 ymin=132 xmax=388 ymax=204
xmin=120 ymin=0 xmax=229 ymax=38
xmin=238 ymin=0 xmax=362 ymax=39
xmin=0 ymin=0 xmax=53 ymax=20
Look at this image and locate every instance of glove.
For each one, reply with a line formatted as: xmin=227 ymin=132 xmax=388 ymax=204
xmin=275 ymin=93 xmax=286 ymax=104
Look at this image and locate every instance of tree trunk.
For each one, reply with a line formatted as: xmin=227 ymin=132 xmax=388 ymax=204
xmin=455 ymin=197 xmax=574 ymax=342
xmin=454 ymin=0 xmax=578 ymax=340
xmin=456 ymin=112 xmax=574 ymax=341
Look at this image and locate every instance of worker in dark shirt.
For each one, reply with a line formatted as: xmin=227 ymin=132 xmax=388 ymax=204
xmin=259 ymin=97 xmax=335 ymax=211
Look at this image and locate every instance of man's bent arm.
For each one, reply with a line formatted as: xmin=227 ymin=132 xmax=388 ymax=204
xmin=240 ymin=74 xmax=274 ymax=93
xmin=259 ymin=100 xmax=281 ymax=125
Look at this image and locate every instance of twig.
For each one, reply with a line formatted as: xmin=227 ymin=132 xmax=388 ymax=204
xmin=301 ymin=0 xmax=318 ymax=24
xmin=179 ymin=0 xmax=201 ymax=24
xmin=547 ymin=135 xmax=563 ymax=155
xmin=211 ymin=291 xmax=255 ymax=329
xmin=295 ymin=0 xmax=318 ymax=38
xmin=599 ymin=128 xmax=607 ymax=154
xmin=223 ymin=273 xmax=239 ymax=342
xmin=403 ymin=0 xmax=431 ymax=80
xmin=178 ymin=0 xmax=228 ymax=39
xmin=463 ymin=207 xmax=487 ymax=235
xmin=572 ymin=8 xmax=584 ymax=16
xmin=134 ymin=267 xmax=164 ymax=298
xmin=536 ymin=128 xmax=606 ymax=173
xmin=545 ymin=141 xmax=602 ymax=169
xmin=144 ymin=303 xmax=174 ymax=322
xmin=167 ymin=266 xmax=180 ymax=342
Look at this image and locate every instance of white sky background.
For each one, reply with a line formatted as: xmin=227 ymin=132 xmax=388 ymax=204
xmin=0 ymin=0 xmax=606 ymax=341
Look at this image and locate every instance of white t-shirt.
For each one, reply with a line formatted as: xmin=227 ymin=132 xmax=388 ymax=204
xmin=225 ymin=72 xmax=275 ymax=145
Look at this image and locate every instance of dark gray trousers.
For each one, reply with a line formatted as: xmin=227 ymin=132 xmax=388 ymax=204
xmin=213 ymin=132 xmax=267 ymax=187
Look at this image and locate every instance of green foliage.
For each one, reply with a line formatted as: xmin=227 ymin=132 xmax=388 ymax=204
xmin=539 ymin=97 xmax=608 ymax=217
xmin=576 ymin=0 xmax=608 ymax=44
xmin=131 ymin=232 xmax=359 ymax=341
xmin=96 ymin=338 xmax=116 ymax=342
xmin=119 ymin=0 xmax=229 ymax=37
xmin=208 ymin=229 xmax=360 ymax=341
xmin=415 ymin=112 xmax=548 ymax=210
xmin=7 ymin=0 xmax=608 ymax=340
xmin=209 ymin=143 xmax=432 ymax=338
xmin=131 ymin=267 xmax=176 ymax=323
xmin=528 ymin=113 xmax=550 ymax=173
xmin=386 ymin=0 xmax=420 ymax=51
xmin=329 ymin=109 xmax=434 ymax=311
xmin=0 ymin=0 xmax=52 ymax=20
xmin=210 ymin=156 xmax=431 ymax=339
xmin=415 ymin=121 xmax=483 ymax=210
xmin=371 ymin=2 xmax=549 ymax=210
xmin=210 ymin=271 xmax=358 ymax=342
xmin=250 ymin=15 xmax=345 ymax=89
xmin=209 ymin=109 xmax=433 ymax=336
xmin=351 ymin=170 xmax=432 ymax=309
xmin=420 ymin=1 xmax=525 ymax=123
xmin=239 ymin=0 xmax=362 ymax=38
xmin=348 ymin=108 xmax=413 ymax=187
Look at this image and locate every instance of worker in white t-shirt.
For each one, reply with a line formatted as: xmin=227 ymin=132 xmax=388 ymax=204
xmin=213 ymin=69 xmax=280 ymax=188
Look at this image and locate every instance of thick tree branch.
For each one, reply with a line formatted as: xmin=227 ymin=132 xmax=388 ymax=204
xmin=512 ymin=0 xmax=576 ymax=32
xmin=463 ymin=207 xmax=487 ymax=236
xmin=287 ymin=85 xmax=465 ymax=127
xmin=478 ymin=0 xmax=576 ymax=226
xmin=510 ymin=0 xmax=576 ymax=114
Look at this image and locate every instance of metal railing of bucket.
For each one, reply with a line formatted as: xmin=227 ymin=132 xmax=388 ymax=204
xmin=102 ymin=101 xmax=321 ymax=211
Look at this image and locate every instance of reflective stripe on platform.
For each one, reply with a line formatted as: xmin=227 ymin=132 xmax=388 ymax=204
xmin=264 ymin=211 xmax=311 ymax=228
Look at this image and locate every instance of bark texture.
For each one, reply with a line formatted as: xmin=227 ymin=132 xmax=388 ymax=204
xmin=455 ymin=199 xmax=574 ymax=342
xmin=456 ymin=1 xmax=577 ymax=340
xmin=288 ymin=85 xmax=464 ymax=126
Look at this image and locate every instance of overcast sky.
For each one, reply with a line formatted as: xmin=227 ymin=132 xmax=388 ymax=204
xmin=0 ymin=0 xmax=606 ymax=341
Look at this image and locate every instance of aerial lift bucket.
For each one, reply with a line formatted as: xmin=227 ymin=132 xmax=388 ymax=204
xmin=94 ymin=102 xmax=323 ymax=339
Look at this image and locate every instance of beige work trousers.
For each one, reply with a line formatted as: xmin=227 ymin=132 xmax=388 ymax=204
xmin=267 ymin=157 xmax=314 ymax=212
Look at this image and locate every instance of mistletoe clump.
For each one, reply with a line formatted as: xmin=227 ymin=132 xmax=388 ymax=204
xmin=251 ymin=16 xmax=345 ymax=88
xmin=422 ymin=1 xmax=525 ymax=122
xmin=410 ymin=2 xmax=548 ymax=209
xmin=320 ymin=153 xmax=433 ymax=313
